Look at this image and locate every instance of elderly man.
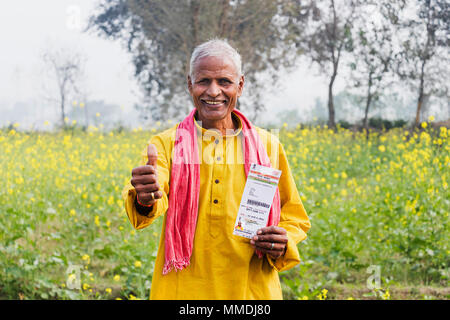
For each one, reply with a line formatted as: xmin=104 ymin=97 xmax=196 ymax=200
xmin=122 ymin=39 xmax=310 ymax=300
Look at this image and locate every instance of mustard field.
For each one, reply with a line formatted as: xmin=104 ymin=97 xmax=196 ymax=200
xmin=0 ymin=121 xmax=448 ymax=300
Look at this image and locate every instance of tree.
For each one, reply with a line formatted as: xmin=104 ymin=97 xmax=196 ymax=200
xmin=349 ymin=2 xmax=395 ymax=136
xmin=87 ymin=0 xmax=297 ymax=121
xmin=388 ymin=0 xmax=449 ymax=126
xmin=42 ymin=47 xmax=85 ymax=128
xmin=282 ymin=0 xmax=358 ymax=128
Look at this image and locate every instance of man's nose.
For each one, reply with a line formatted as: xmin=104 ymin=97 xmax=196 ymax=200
xmin=206 ymin=81 xmax=221 ymax=97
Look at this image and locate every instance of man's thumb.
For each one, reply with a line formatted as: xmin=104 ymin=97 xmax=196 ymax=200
xmin=146 ymin=144 xmax=158 ymax=167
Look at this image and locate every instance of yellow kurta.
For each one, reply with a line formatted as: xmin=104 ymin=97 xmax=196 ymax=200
xmin=122 ymin=111 xmax=311 ymax=299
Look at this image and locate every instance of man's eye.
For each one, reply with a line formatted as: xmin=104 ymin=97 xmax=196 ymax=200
xmin=197 ymin=79 xmax=209 ymax=84
xmin=219 ymin=79 xmax=232 ymax=84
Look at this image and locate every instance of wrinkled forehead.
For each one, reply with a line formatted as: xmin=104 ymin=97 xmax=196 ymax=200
xmin=191 ymin=55 xmax=240 ymax=79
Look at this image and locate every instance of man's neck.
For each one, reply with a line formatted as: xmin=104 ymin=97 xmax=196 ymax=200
xmin=195 ymin=112 xmax=239 ymax=136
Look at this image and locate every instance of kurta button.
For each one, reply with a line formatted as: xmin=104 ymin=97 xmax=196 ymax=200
xmin=217 ymin=156 xmax=221 ymax=161
xmin=214 ymin=139 xmax=219 ymax=144
xmin=215 ymin=179 xmax=219 ymax=184
xmin=213 ymin=199 xmax=218 ymax=204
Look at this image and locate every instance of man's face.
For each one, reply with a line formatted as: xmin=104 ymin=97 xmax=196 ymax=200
xmin=188 ymin=55 xmax=244 ymax=124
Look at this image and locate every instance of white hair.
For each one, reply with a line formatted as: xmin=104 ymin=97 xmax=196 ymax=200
xmin=189 ymin=38 xmax=242 ymax=83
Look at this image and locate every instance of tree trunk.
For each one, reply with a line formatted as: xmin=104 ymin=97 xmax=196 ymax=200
xmin=60 ymin=93 xmax=66 ymax=128
xmin=414 ymin=60 xmax=426 ymax=127
xmin=363 ymin=72 xmax=374 ymax=139
xmin=363 ymin=95 xmax=372 ymax=130
xmin=328 ymin=72 xmax=337 ymax=129
xmin=327 ymin=0 xmax=337 ymax=129
xmin=415 ymin=92 xmax=424 ymax=127
xmin=84 ymin=102 xmax=89 ymax=127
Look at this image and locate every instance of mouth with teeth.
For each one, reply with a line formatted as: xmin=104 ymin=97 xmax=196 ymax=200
xmin=201 ymin=99 xmax=227 ymax=107
xmin=200 ymin=99 xmax=227 ymax=109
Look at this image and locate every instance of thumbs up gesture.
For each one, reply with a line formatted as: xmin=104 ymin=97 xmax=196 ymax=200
xmin=131 ymin=144 xmax=162 ymax=207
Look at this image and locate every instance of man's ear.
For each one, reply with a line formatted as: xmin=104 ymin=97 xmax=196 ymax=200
xmin=187 ymin=75 xmax=193 ymax=95
xmin=237 ymin=75 xmax=245 ymax=98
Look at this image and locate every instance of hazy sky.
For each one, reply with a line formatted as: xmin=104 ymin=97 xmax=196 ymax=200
xmin=0 ymin=0 xmax=340 ymax=127
xmin=0 ymin=1 xmax=138 ymax=105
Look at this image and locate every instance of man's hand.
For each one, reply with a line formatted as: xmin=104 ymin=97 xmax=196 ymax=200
xmin=131 ymin=144 xmax=163 ymax=206
xmin=250 ymin=226 xmax=288 ymax=260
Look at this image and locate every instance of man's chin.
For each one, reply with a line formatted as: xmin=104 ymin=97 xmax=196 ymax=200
xmin=196 ymin=105 xmax=232 ymax=122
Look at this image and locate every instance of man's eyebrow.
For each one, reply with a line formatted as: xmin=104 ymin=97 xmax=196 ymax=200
xmin=220 ymin=76 xmax=236 ymax=81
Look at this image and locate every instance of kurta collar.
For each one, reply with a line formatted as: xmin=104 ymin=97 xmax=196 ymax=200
xmin=193 ymin=110 xmax=243 ymax=138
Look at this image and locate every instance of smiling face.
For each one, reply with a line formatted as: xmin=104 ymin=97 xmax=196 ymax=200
xmin=188 ymin=55 xmax=244 ymax=130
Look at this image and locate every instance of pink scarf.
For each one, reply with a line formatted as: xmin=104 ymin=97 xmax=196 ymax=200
xmin=163 ymin=108 xmax=281 ymax=275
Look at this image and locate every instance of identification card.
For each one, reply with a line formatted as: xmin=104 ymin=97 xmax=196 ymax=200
xmin=233 ymin=163 xmax=282 ymax=239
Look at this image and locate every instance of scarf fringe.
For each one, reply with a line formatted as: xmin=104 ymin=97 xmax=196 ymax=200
xmin=162 ymin=258 xmax=190 ymax=275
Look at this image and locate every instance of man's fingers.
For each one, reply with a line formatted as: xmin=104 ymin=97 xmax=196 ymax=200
xmin=140 ymin=190 xmax=163 ymax=200
xmin=131 ymin=144 xmax=159 ymax=207
xmin=250 ymin=241 xmax=285 ymax=260
xmin=250 ymin=226 xmax=288 ymax=259
xmin=256 ymin=226 xmax=287 ymax=235
xmin=251 ymin=240 xmax=284 ymax=251
xmin=131 ymin=174 xmax=158 ymax=186
xmin=134 ymin=182 xmax=160 ymax=194
xmin=147 ymin=144 xmax=158 ymax=167
xmin=131 ymin=165 xmax=156 ymax=176
xmin=138 ymin=190 xmax=163 ymax=203
xmin=252 ymin=233 xmax=288 ymax=244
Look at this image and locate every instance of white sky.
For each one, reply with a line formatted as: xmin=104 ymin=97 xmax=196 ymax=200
xmin=0 ymin=0 xmax=341 ymax=128
xmin=0 ymin=1 xmax=139 ymax=116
